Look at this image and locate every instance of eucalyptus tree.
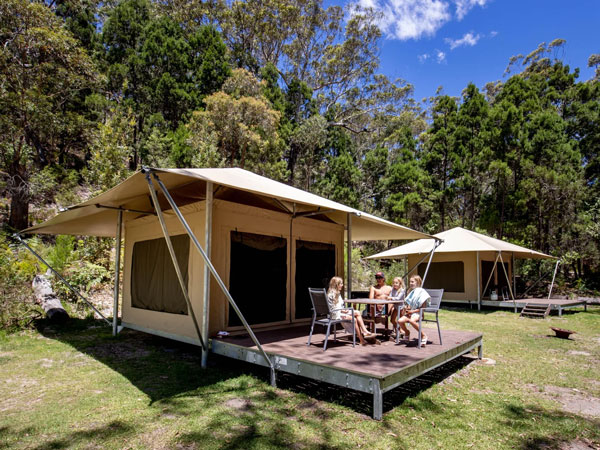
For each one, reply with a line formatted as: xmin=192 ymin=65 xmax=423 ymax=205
xmin=0 ymin=0 xmax=98 ymax=230
xmin=186 ymin=69 xmax=287 ymax=179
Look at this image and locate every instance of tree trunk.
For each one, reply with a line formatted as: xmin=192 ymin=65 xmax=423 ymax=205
xmin=32 ymin=274 xmax=70 ymax=323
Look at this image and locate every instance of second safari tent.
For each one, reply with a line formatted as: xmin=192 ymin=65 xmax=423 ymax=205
xmin=367 ymin=227 xmax=554 ymax=306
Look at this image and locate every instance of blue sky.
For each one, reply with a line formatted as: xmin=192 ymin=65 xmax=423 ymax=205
xmin=337 ymin=0 xmax=600 ymax=102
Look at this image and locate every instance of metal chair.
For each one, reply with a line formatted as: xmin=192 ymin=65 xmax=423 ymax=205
xmin=307 ymin=287 xmax=356 ymax=351
xmin=418 ymin=288 xmax=444 ymax=348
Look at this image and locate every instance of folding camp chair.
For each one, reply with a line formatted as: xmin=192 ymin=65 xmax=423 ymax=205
xmin=418 ymin=288 xmax=444 ymax=348
xmin=307 ymin=288 xmax=356 ymax=351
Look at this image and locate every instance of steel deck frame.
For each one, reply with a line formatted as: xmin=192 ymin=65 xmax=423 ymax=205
xmin=442 ymin=298 xmax=588 ymax=315
xmin=210 ymin=333 xmax=483 ymax=420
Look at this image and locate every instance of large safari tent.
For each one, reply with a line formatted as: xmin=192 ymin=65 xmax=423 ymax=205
xmin=19 ymin=169 xmax=486 ymax=419
xmin=367 ymin=227 xmax=559 ymax=310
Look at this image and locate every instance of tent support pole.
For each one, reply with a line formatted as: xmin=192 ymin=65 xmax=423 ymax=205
xmin=498 ymin=253 xmax=517 ymax=312
xmin=421 ymin=240 xmax=442 ymax=286
xmin=481 ymin=252 xmax=501 ymax=302
xmin=347 ymin=213 xmax=352 ymax=299
xmin=476 ymin=251 xmax=480 ymax=311
xmin=402 ymin=252 xmax=435 ymax=283
xmin=512 ymin=253 xmax=516 ymax=299
xmin=144 ymin=173 xmax=207 ymax=353
xmin=13 ymin=234 xmax=111 ymax=325
xmin=112 ymin=210 xmax=123 ymax=336
xmin=548 ymin=259 xmax=560 ymax=299
xmin=201 ymin=182 xmax=213 ymax=368
xmin=149 ymin=171 xmax=276 ymax=385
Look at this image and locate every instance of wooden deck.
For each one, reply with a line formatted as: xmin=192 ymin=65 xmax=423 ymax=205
xmin=443 ymin=298 xmax=587 ymax=315
xmin=211 ymin=325 xmax=483 ymax=419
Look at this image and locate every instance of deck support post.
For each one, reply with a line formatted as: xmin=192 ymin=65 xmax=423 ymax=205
xmin=112 ymin=210 xmax=123 ymax=336
xmin=373 ymin=379 xmax=382 ymax=420
xmin=478 ymin=342 xmax=483 ymax=359
xmin=201 ymin=182 xmax=213 ymax=368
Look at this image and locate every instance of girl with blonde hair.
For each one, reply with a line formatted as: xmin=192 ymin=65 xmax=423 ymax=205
xmin=397 ymin=274 xmax=430 ymax=346
xmin=327 ymin=276 xmax=376 ymax=346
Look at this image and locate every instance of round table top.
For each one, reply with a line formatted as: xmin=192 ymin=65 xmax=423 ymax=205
xmin=347 ymin=298 xmax=404 ymax=305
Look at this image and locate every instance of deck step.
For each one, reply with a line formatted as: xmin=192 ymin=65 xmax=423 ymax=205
xmin=520 ymin=303 xmax=551 ymax=318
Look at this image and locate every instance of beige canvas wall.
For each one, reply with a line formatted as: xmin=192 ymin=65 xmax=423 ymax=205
xmin=122 ymin=201 xmax=206 ymax=341
xmin=406 ymin=251 xmax=513 ymax=301
xmin=122 ymin=198 xmax=345 ymax=341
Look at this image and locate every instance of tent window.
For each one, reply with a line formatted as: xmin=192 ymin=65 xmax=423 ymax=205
xmin=294 ymin=240 xmax=336 ymax=320
xmin=481 ymin=261 xmax=509 ymax=297
xmin=131 ymin=235 xmax=190 ymax=315
xmin=228 ymin=231 xmax=287 ymax=327
xmin=418 ymin=261 xmax=465 ymax=292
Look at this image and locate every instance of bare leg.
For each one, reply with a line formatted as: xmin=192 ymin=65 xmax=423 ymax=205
xmin=397 ymin=315 xmax=411 ymax=336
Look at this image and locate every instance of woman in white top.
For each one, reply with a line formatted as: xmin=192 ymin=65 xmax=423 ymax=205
xmin=387 ymin=277 xmax=406 ymax=332
xmin=327 ymin=276 xmax=375 ymax=346
xmin=397 ymin=275 xmax=430 ymax=347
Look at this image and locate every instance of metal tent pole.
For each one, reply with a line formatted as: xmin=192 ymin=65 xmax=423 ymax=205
xmin=201 ymin=182 xmax=213 ymax=368
xmin=512 ymin=253 xmax=516 ymax=298
xmin=421 ymin=239 xmax=442 ymax=286
xmin=112 ymin=210 xmax=123 ymax=336
xmin=347 ymin=213 xmax=352 ymax=300
xmin=498 ymin=252 xmax=517 ymax=312
xmin=149 ymin=171 xmax=276 ymax=385
xmin=144 ymin=172 xmax=207 ymax=352
xmin=481 ymin=252 xmax=501 ymax=302
xmin=548 ymin=259 xmax=560 ymax=299
xmin=13 ymin=234 xmax=111 ymax=325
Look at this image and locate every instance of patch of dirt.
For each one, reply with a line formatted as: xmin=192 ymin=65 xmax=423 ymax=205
xmin=224 ymin=398 xmax=252 ymax=412
xmin=558 ymin=438 xmax=600 ymax=449
xmin=542 ymin=385 xmax=600 ymax=418
xmin=568 ymin=350 xmax=592 ymax=356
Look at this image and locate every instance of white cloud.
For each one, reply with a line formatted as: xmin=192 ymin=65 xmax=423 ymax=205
xmin=436 ymin=49 xmax=446 ymax=63
xmin=445 ymin=32 xmax=481 ymax=49
xmin=490 ymin=30 xmax=498 ymax=37
xmin=355 ymin=0 xmax=490 ymax=41
xmin=418 ymin=53 xmax=430 ymax=63
xmin=358 ymin=0 xmax=451 ymax=40
xmin=454 ymin=0 xmax=490 ymax=20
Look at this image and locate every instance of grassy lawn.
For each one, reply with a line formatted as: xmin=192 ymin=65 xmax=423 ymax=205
xmin=1 ymin=307 xmax=599 ymax=449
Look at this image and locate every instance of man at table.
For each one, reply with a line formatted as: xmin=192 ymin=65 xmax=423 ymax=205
xmin=364 ymin=272 xmax=393 ymax=329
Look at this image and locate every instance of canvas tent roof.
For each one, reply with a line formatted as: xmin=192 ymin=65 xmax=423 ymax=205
xmin=23 ymin=167 xmax=436 ymax=241
xmin=366 ymin=227 xmax=554 ymax=260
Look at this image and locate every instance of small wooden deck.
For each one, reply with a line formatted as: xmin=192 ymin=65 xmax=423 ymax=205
xmin=211 ymin=325 xmax=483 ymax=419
xmin=443 ymin=298 xmax=587 ymax=315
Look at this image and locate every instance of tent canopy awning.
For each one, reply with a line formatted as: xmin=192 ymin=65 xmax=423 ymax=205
xmin=23 ymin=168 xmax=436 ymax=242
xmin=366 ymin=227 xmax=555 ymax=260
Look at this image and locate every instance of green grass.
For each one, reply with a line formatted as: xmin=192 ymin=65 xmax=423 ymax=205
xmin=1 ymin=307 xmax=599 ymax=449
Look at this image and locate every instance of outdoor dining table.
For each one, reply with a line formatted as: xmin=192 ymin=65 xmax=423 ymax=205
xmin=347 ymin=298 xmax=405 ymax=344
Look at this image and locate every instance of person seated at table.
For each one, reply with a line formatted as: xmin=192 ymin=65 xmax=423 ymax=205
xmin=327 ymin=276 xmax=376 ymax=346
xmin=387 ymin=277 xmax=406 ymax=332
xmin=367 ymin=271 xmax=392 ymax=316
xmin=397 ymin=275 xmax=431 ymax=347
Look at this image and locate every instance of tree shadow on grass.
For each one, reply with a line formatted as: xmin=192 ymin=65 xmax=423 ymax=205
xmin=501 ymin=403 xmax=600 ymax=449
xmin=35 ymin=318 xmax=476 ymax=419
xmin=34 ymin=318 xmax=256 ymax=405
